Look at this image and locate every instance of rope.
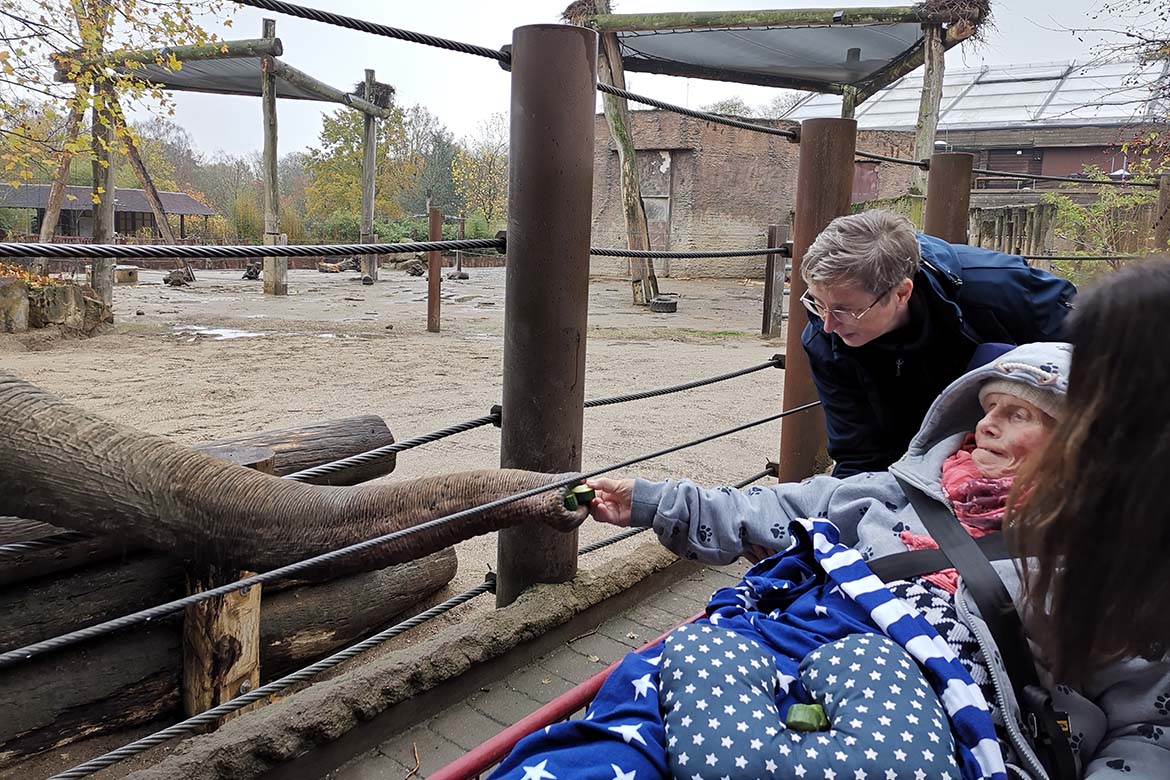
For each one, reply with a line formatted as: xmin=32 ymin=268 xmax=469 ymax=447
xmin=0 ymin=531 xmax=89 ymax=557
xmin=230 ymin=0 xmax=508 ymax=62
xmin=579 ymin=527 xmax=647 ymax=554
xmin=0 ymin=400 xmax=820 ymax=668
xmin=0 ymin=238 xmax=503 ymax=260
xmin=855 ymin=149 xmax=929 ymax=169
xmin=48 ymin=580 xmax=496 ymax=780
xmin=597 ymin=83 xmax=799 ymax=140
xmin=584 ymin=357 xmax=781 ymax=408
xmin=590 ymin=245 xmax=789 ymax=259
xmin=284 ymin=413 xmax=500 ymax=483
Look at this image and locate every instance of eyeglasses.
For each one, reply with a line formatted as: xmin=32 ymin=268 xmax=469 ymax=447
xmin=799 ymin=284 xmax=895 ymax=322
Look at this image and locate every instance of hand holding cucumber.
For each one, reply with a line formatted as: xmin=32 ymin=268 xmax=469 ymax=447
xmin=581 ymin=477 xmax=634 ymax=527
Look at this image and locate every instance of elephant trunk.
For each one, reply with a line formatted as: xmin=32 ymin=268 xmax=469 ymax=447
xmin=0 ymin=372 xmax=584 ymax=573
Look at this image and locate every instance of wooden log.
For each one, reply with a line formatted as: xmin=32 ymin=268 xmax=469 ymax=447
xmin=260 ymin=20 xmax=286 ymax=298
xmin=910 ymin=24 xmax=945 ymax=196
xmin=53 ymin=37 xmax=283 ymax=80
xmin=195 ymin=415 xmax=398 ymax=486
xmin=90 ymin=81 xmax=116 ymax=307
xmin=360 ymin=69 xmax=379 ymax=280
xmin=267 ymin=58 xmax=391 ymax=119
xmin=0 ymin=549 xmax=456 ymax=762
xmin=586 ymin=7 xmax=985 ymax=32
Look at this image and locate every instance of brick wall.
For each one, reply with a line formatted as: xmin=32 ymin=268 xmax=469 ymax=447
xmin=589 ymin=110 xmax=913 ymax=280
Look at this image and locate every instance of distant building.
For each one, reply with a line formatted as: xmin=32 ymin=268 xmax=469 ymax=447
xmin=787 ymin=59 xmax=1169 ymax=196
xmin=590 ymin=110 xmax=913 ymax=279
xmin=0 ymin=184 xmax=215 ymax=239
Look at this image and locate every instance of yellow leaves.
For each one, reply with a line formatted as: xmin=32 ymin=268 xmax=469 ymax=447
xmin=0 ymin=263 xmax=62 ymax=290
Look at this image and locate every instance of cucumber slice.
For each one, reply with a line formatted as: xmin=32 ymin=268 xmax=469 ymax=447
xmin=570 ymin=484 xmax=596 ymax=505
xmin=785 ymin=703 xmax=829 ymax=732
xmin=564 ymin=492 xmax=579 ymax=511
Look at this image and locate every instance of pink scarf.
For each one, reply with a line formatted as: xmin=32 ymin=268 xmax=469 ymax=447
xmin=899 ymin=435 xmax=1013 ymax=593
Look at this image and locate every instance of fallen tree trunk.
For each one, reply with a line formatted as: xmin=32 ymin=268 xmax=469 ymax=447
xmin=0 ymin=549 xmax=457 ymax=762
xmin=194 ymin=414 xmax=399 ymax=486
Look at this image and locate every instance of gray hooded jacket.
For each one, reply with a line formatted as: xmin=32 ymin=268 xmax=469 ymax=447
xmin=630 ymin=342 xmax=1170 ymax=779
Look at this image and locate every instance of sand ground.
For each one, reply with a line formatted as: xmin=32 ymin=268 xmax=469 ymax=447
xmin=1 ymin=265 xmax=795 ymax=594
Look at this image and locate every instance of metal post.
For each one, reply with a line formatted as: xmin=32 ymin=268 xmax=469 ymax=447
xmin=496 ymin=23 xmax=598 ymax=608
xmin=777 ymin=118 xmax=857 ymax=483
xmin=260 ymin=18 xmax=286 ymax=296
xmin=923 ymin=152 xmax=973 ymax=244
xmin=360 ymin=68 xmax=378 ymax=281
xmin=1156 ymin=174 xmax=1170 ymax=252
xmin=427 ymin=206 xmax=441 ymax=332
xmin=457 ymin=212 xmax=465 ymax=275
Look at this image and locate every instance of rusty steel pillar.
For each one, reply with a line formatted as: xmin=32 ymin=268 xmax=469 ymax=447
xmin=427 ymin=206 xmax=442 ymax=332
xmin=778 ymin=118 xmax=857 ymax=483
xmin=923 ymin=152 xmax=974 ymax=244
xmin=495 ymin=24 xmax=598 ymax=607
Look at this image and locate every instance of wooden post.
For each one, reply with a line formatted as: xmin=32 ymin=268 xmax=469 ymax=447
xmin=1155 ymin=174 xmax=1170 ymax=252
xmin=922 ymin=152 xmax=973 ymax=244
xmin=90 ymin=81 xmax=116 ymax=306
xmin=568 ymin=1 xmax=658 ymax=306
xmin=35 ymin=91 xmax=85 ymax=274
xmin=457 ymin=212 xmax=465 ymax=275
xmin=495 ymin=23 xmax=596 ymax=607
xmin=181 ymin=445 xmax=271 ymax=722
xmin=109 ymin=96 xmax=176 ymax=243
xmin=778 ymin=118 xmax=856 ymax=483
xmin=762 ymin=224 xmax=788 ymax=336
xmin=359 ymin=69 xmax=378 ymax=281
xmin=260 ymin=19 xmax=286 ymax=296
xmin=427 ymin=206 xmax=441 ymax=332
xmin=910 ymin=24 xmax=945 ymax=196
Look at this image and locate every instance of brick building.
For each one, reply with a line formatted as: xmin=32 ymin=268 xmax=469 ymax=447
xmin=589 ymin=110 xmax=914 ymax=279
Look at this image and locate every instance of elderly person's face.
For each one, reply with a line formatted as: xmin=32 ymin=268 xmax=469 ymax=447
xmin=803 ymin=279 xmax=914 ymax=347
xmin=972 ymin=392 xmax=1056 ymax=479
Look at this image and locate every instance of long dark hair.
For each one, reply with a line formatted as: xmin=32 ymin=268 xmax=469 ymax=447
xmin=1008 ymin=257 xmax=1170 ymax=681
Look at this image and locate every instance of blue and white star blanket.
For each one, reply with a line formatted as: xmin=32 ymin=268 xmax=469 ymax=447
xmin=488 ymin=519 xmax=1007 ymax=780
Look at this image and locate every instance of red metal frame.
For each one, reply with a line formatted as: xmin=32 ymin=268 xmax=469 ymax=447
xmin=429 ymin=612 xmax=704 ymax=780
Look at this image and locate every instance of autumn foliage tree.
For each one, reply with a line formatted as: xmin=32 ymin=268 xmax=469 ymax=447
xmin=452 ymin=112 xmax=508 ymax=226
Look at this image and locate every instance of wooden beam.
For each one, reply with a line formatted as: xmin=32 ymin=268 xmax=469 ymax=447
xmin=260 ymin=20 xmax=286 ymax=297
xmin=587 ymin=6 xmax=982 ymax=32
xmin=267 ymin=58 xmax=392 ymax=118
xmin=910 ymin=24 xmax=946 ymax=195
xmin=108 ymin=95 xmax=176 ymax=243
xmin=53 ymin=37 xmax=283 ymax=81
xmin=360 ymin=68 xmax=378 ymax=280
xmin=852 ymin=19 xmax=976 ymax=105
xmin=568 ymin=1 xmax=658 ymax=304
xmin=90 ymin=81 xmax=115 ymax=306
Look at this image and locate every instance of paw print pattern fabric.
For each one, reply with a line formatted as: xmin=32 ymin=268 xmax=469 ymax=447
xmin=660 ymin=627 xmax=959 ymax=780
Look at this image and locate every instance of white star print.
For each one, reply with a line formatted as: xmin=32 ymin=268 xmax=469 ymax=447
xmin=734 ymin=756 xmax=748 ymax=769
xmin=698 ymin=644 xmax=709 ymax=653
xmin=711 ymin=658 xmax=723 ymax=668
xmin=707 ymin=717 xmax=721 ymax=729
xmin=765 ymin=759 xmax=778 ymax=772
xmin=736 ymin=722 xmax=748 ymax=732
xmin=893 ymin=749 xmax=907 ymax=761
xmin=750 ymin=738 xmax=762 ymax=750
xmin=724 ymin=704 xmax=736 ymax=715
xmin=900 ymin=731 xmax=913 ymax=742
xmin=631 ymin=674 xmax=655 ymax=700
xmin=795 ymin=765 xmax=807 ymax=778
xmin=669 ymin=735 xmax=678 ymax=748
xmin=677 ymin=752 xmax=689 ymax=766
xmin=872 ymin=731 xmax=885 ymax=743
xmin=913 ymin=770 xmax=926 ymax=780
xmin=610 ymin=765 xmax=635 ymax=780
xmin=889 ymin=684 xmax=901 ymax=695
xmin=878 ymin=716 xmax=892 ymax=726
xmin=906 ymin=714 xmax=919 ymax=725
xmin=862 ymin=688 xmax=875 ymax=699
xmin=884 ymin=770 xmax=897 ymax=780
xmin=752 ymin=709 xmax=764 ymax=720
xmin=883 ymin=701 xmax=897 ymax=711
xmin=829 ymin=655 xmax=842 ymax=666
xmin=681 ymin=716 xmax=692 ymax=727
xmin=725 ymin=674 xmax=737 ymax=685
xmin=720 ymin=736 xmax=733 ymax=748
xmin=684 ymin=655 xmax=696 ymax=664
xmin=826 ymin=674 xmax=838 ymax=685
xmin=673 ymin=669 xmax=684 ymax=680
xmin=692 ymin=733 xmax=704 ymax=746
xmin=705 ymin=753 xmax=718 ymax=766
xmin=521 ymin=759 xmax=556 ymax=780
xmin=854 ymin=770 xmax=868 ymax=780
xmin=778 ymin=743 xmax=790 ymax=756
xmin=850 ymin=718 xmax=863 ymax=729
xmin=685 ymin=684 xmax=697 ymax=695
xmin=843 ymin=736 xmax=857 ymax=747
xmin=850 ymin=662 xmax=861 ymax=672
xmin=644 ymin=654 xmax=661 ymax=666
xmin=696 ymin=700 xmax=708 ymax=711
xmin=922 ymin=750 xmax=934 ymax=762
xmin=609 ymin=723 xmax=647 ymax=746
xmin=869 ymin=670 xmax=882 ymax=680
xmin=697 ymin=669 xmax=710 ymax=680
xmin=835 ymin=750 xmax=847 ymax=762
xmin=864 ymin=748 xmax=878 ymax=761
xmin=824 ymin=770 xmax=837 ymax=780
xmin=806 ymin=747 xmax=818 ymax=759
xmin=815 ymin=605 xmax=829 ymax=616
xmin=711 ymin=686 xmax=723 ymax=697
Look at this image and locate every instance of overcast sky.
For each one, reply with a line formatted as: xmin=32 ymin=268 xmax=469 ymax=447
xmin=133 ymin=0 xmax=1127 ymax=157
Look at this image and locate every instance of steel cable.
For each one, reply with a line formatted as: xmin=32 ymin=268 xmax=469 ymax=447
xmin=48 ymin=580 xmax=496 ymax=780
xmin=972 ymin=168 xmax=1156 ymax=188
xmin=0 ymin=238 xmax=504 ymax=260
xmin=0 ymin=531 xmax=89 ymax=557
xmin=584 ymin=357 xmax=781 ymax=408
xmin=0 ymin=401 xmax=820 ymax=668
xmin=596 ymin=83 xmax=798 ymax=139
xmin=589 ymin=245 xmax=789 ymax=259
xmin=230 ymin=0 xmax=509 ymax=62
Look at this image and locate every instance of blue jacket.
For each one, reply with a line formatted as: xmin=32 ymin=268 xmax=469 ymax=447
xmin=801 ymin=234 xmax=1075 ymax=477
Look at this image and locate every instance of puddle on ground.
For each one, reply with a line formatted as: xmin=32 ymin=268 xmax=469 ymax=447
xmin=173 ymin=325 xmax=263 ymax=340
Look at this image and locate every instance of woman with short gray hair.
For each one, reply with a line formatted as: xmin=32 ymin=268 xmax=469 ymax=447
xmin=795 ymin=209 xmax=1075 ymax=477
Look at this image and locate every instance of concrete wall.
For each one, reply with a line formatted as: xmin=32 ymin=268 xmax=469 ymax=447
xmin=590 ymin=110 xmax=913 ymax=279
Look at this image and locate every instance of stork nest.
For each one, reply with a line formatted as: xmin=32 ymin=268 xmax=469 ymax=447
xmin=922 ymin=0 xmax=993 ymax=42
xmin=352 ymin=79 xmax=395 ymax=109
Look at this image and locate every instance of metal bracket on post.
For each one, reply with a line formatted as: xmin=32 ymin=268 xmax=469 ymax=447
xmin=770 ymin=354 xmax=786 ymax=370
xmin=497 ymin=45 xmax=512 ymax=72
xmin=495 ymin=230 xmax=507 ymax=254
xmin=490 ymin=404 xmax=503 ymax=427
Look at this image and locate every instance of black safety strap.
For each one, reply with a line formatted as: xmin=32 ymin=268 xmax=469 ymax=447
xmin=868 ymin=533 xmax=1010 ymax=582
xmin=892 ymin=476 xmax=1078 ymax=780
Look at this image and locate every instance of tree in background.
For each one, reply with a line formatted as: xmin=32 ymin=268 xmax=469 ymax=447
xmin=700 ymin=92 xmax=803 ymax=119
xmin=452 ymin=112 xmax=508 ymax=226
xmin=0 ymin=0 xmax=228 ymax=187
xmin=398 ymin=104 xmax=462 ymax=216
xmin=303 ymin=104 xmax=413 ymax=236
